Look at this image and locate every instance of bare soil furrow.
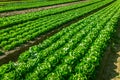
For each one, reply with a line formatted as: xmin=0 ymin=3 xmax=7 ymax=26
xmin=0 ymin=0 xmax=87 ymax=17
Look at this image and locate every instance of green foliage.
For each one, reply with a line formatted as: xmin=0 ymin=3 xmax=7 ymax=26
xmin=0 ymin=0 xmax=76 ymax=12
xmin=0 ymin=0 xmax=110 ymax=51
xmin=0 ymin=0 xmax=120 ymax=80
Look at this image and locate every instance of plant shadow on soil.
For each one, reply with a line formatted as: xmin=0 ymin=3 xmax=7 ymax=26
xmin=96 ymin=18 xmax=120 ymax=80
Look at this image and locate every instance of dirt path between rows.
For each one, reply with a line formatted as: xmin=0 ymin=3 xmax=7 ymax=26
xmin=0 ymin=0 xmax=87 ymax=17
xmin=96 ymin=19 xmax=120 ymax=80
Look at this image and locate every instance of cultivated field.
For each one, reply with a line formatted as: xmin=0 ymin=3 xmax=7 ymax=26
xmin=0 ymin=0 xmax=120 ymax=80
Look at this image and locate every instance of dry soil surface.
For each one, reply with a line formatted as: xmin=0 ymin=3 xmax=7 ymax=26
xmin=97 ymin=19 xmax=120 ymax=80
xmin=0 ymin=0 xmax=86 ymax=17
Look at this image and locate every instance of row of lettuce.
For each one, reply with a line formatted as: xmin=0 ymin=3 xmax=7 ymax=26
xmin=0 ymin=0 xmax=120 ymax=79
xmin=0 ymin=0 xmax=104 ymax=28
xmin=0 ymin=0 xmax=77 ymax=12
xmin=0 ymin=0 xmax=113 ymax=54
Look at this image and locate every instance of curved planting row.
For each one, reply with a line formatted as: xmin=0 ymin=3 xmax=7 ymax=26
xmin=0 ymin=0 xmax=112 ymax=28
xmin=0 ymin=1 xmax=120 ymax=79
xmin=69 ymin=9 xmax=120 ymax=80
xmin=0 ymin=0 xmax=114 ymax=53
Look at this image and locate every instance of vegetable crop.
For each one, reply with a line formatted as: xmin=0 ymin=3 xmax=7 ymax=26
xmin=0 ymin=0 xmax=112 ymax=51
xmin=0 ymin=0 xmax=120 ymax=80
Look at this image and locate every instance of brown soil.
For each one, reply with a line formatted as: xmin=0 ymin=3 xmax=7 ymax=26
xmin=0 ymin=0 xmax=87 ymax=17
xmin=96 ymin=19 xmax=120 ymax=80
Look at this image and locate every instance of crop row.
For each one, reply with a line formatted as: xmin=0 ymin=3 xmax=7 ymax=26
xmin=69 ymin=8 xmax=120 ymax=80
xmin=0 ymin=0 xmax=108 ymax=28
xmin=0 ymin=1 xmax=119 ymax=79
xmin=0 ymin=0 xmax=76 ymax=12
xmin=0 ymin=0 xmax=112 ymax=52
